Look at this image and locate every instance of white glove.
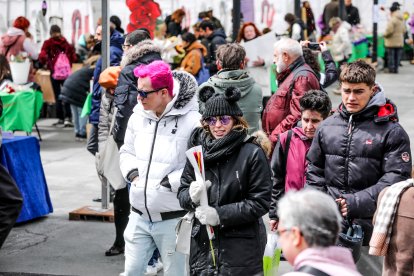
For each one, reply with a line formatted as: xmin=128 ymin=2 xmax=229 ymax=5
xmin=189 ymin=181 xmax=203 ymax=204
xmin=189 ymin=180 xmax=211 ymax=205
xmin=195 ymin=206 xmax=220 ymax=226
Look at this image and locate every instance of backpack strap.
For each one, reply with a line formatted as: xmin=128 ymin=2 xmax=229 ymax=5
xmin=297 ymin=265 xmax=331 ymax=276
xmin=287 ymin=66 xmax=322 ymax=97
xmin=283 ymin=130 xmax=293 ymax=174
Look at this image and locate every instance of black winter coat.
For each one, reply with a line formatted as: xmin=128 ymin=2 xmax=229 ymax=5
xmin=205 ymin=29 xmax=227 ymax=76
xmin=60 ymin=66 xmax=94 ymax=107
xmin=0 ymin=164 xmax=22 ymax=248
xmin=306 ymin=89 xmax=412 ymax=242
xmin=178 ymin=128 xmax=272 ymax=276
xmin=320 ymin=50 xmax=338 ymax=88
xmin=345 ymin=5 xmax=360 ymax=26
xmin=112 ymin=41 xmax=162 ymax=146
xmin=165 ymin=15 xmax=183 ymax=37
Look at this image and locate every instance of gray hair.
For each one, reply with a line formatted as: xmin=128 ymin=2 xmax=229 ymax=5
xmin=274 ymin=38 xmax=303 ymax=59
xmin=277 ymin=189 xmax=342 ymax=247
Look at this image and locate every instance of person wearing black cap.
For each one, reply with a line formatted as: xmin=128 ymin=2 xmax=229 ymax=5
xmin=205 ymin=8 xmax=223 ymax=30
xmin=178 ymin=86 xmax=272 ymax=275
xmin=112 ymin=29 xmax=161 ymax=147
xmin=110 ymin=15 xmax=124 ymax=34
xmin=384 ymin=2 xmax=405 ymax=73
xmin=345 ymin=0 xmax=360 ymax=26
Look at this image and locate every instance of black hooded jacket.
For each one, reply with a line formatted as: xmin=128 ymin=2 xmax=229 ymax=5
xmin=306 ymin=87 xmax=411 ymax=241
xmin=205 ymin=29 xmax=227 ymax=76
xmin=112 ymin=40 xmax=162 ymax=146
xmin=178 ymin=128 xmax=272 ymax=275
xmin=0 ymin=164 xmax=22 ymax=248
xmin=60 ymin=66 xmax=94 ymax=107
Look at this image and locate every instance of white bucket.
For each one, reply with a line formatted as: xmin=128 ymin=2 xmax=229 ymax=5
xmin=9 ymin=59 xmax=30 ymax=84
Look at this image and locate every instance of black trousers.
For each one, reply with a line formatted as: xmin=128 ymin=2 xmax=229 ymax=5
xmin=50 ymin=76 xmax=71 ymax=120
xmin=386 ymin=47 xmax=403 ymax=73
xmin=113 ymin=186 xmax=130 ymax=247
xmin=86 ymin=124 xmax=99 ymax=156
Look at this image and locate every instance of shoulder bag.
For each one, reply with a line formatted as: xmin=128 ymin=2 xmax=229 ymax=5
xmin=96 ymin=107 xmax=126 ymax=190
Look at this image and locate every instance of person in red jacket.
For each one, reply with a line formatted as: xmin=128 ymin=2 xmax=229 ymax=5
xmin=39 ymin=25 xmax=77 ymax=127
xmin=268 ymin=90 xmax=331 ymax=231
xmin=262 ymin=38 xmax=320 ymax=145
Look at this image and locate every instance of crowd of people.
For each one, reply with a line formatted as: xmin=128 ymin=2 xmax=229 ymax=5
xmin=1 ymin=2 xmax=414 ymax=276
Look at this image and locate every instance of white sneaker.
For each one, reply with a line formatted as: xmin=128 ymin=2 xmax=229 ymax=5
xmin=155 ymin=259 xmax=163 ymax=271
xmin=144 ymin=265 xmax=157 ymax=276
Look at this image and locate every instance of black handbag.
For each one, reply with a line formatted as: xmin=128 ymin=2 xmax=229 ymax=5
xmin=336 ymin=218 xmax=364 ymax=262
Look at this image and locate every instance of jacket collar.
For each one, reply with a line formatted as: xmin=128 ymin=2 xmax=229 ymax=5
xmin=109 ymin=30 xmax=124 ymax=51
xmin=134 ymin=70 xmax=199 ymax=120
xmin=277 ymin=57 xmax=306 ymax=83
xmin=338 ymin=84 xmax=399 ymax=122
xmin=186 ymin=41 xmax=207 ymax=56
xmin=215 ymin=69 xmax=250 ymax=80
xmin=292 ymin=127 xmax=311 ymax=141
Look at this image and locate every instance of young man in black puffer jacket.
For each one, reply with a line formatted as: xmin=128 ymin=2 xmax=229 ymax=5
xmin=306 ymin=60 xmax=411 ymax=271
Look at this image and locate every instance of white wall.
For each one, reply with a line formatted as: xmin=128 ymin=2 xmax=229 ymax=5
xmin=2 ymin=0 xmax=414 ymax=44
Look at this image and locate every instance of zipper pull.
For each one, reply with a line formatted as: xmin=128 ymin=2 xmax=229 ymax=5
xmin=347 ymin=115 xmax=353 ymax=135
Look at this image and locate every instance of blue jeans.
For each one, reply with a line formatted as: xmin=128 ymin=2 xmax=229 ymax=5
xmin=70 ymin=105 xmax=87 ymax=136
xmin=124 ymin=211 xmax=186 ymax=276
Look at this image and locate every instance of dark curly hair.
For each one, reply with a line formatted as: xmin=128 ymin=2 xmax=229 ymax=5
xmin=302 ymin=47 xmax=320 ymax=75
xmin=299 ymin=90 xmax=332 ymax=119
xmin=181 ymin=32 xmax=196 ymax=45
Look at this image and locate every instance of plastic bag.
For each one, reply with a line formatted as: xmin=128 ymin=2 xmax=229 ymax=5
xmin=263 ymin=233 xmax=282 ymax=276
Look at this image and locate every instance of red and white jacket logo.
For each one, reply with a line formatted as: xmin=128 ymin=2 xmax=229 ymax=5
xmin=401 ymin=152 xmax=410 ymax=163
xmin=365 ymin=139 xmax=373 ymax=145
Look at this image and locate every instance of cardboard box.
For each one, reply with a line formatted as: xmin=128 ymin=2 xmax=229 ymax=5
xmin=34 ymin=70 xmax=55 ymax=103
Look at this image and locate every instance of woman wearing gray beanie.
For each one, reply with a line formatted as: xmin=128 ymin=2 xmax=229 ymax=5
xmin=177 ymin=86 xmax=272 ymax=275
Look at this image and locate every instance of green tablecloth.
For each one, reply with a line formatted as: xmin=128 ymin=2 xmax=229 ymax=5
xmin=0 ymin=90 xmax=43 ymax=132
xmin=348 ymin=40 xmax=370 ymax=62
xmin=366 ymin=35 xmax=385 ymax=58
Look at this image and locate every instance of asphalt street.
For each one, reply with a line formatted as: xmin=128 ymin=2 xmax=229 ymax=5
xmin=0 ymin=62 xmax=413 ymax=276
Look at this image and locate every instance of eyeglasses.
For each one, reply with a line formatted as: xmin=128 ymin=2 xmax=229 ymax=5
xmin=122 ymin=44 xmax=131 ymax=50
xmin=204 ymin=115 xmax=233 ymax=126
xmin=136 ymin=87 xmax=166 ymax=98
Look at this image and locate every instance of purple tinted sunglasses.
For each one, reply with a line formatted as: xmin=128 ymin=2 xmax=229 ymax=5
xmin=204 ymin=115 xmax=232 ymax=126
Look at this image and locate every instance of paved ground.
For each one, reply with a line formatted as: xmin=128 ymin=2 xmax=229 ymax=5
xmin=0 ymin=62 xmax=413 ymax=276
